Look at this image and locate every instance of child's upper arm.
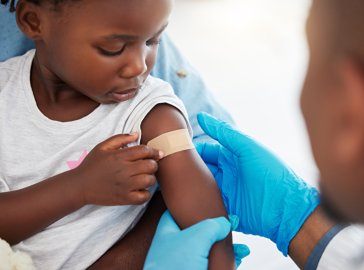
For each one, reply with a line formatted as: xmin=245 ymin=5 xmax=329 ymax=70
xmin=141 ymin=104 xmax=227 ymax=229
xmin=141 ymin=104 xmax=189 ymax=143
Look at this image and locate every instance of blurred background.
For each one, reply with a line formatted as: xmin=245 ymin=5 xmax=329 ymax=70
xmin=168 ymin=0 xmax=314 ymax=269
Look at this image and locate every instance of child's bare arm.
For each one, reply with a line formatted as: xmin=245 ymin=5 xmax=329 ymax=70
xmin=0 ymin=170 xmax=83 ymax=245
xmin=0 ymin=134 xmax=160 ymax=245
xmin=141 ymin=104 xmax=235 ymax=270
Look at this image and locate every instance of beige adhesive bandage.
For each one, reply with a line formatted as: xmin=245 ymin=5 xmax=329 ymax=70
xmin=147 ymin=129 xmax=194 ymax=158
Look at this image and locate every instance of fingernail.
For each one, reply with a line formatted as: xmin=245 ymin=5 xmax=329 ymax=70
xmin=129 ymin=132 xmax=139 ymax=137
xmin=158 ymin=150 xmax=164 ymax=159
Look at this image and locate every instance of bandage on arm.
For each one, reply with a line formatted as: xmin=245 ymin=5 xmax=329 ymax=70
xmin=147 ymin=129 xmax=194 ymax=158
xmin=141 ymin=104 xmax=235 ymax=270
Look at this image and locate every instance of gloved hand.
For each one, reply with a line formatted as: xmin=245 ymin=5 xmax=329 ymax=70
xmin=144 ymin=211 xmax=250 ymax=270
xmin=195 ymin=112 xmax=320 ymax=256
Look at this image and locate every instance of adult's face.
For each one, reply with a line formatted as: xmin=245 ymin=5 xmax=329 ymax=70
xmin=301 ymin=0 xmax=364 ymax=222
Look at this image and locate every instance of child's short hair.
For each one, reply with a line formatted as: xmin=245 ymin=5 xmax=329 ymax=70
xmin=1 ymin=0 xmax=73 ymax=12
xmin=0 ymin=0 xmax=17 ymax=12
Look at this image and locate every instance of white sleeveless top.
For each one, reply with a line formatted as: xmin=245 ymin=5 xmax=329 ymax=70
xmin=0 ymin=50 xmax=191 ymax=269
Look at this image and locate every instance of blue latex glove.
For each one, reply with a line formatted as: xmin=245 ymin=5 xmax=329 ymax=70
xmin=195 ymin=112 xmax=320 ymax=256
xmin=144 ymin=211 xmax=249 ymax=270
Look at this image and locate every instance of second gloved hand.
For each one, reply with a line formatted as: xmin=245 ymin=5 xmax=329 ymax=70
xmin=144 ymin=211 xmax=249 ymax=270
xmin=195 ymin=112 xmax=320 ymax=256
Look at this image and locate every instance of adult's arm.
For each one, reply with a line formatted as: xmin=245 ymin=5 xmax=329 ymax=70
xmin=292 ymin=214 xmax=364 ymax=270
xmin=0 ymin=5 xmax=34 ymax=61
xmin=195 ymin=113 xmax=364 ymax=269
xmin=289 ymin=206 xmax=337 ymax=268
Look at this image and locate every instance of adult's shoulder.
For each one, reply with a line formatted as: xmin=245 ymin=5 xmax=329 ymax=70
xmin=0 ymin=5 xmax=35 ymax=62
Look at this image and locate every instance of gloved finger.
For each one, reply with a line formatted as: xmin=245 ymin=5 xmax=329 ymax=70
xmin=194 ymin=143 xmax=220 ymax=179
xmin=197 ymin=112 xmax=251 ymax=156
xmin=183 ymin=217 xmax=231 ymax=257
xmin=205 ymin=163 xmax=219 ymax=178
xmin=228 ymin=214 xmax=239 ymax=231
xmin=204 ymin=163 xmax=223 ymax=191
xmin=194 ymin=142 xmax=221 ymax=165
xmin=154 ymin=211 xmax=180 ymax=236
xmin=194 ymin=142 xmax=204 ymax=156
xmin=233 ymin=243 xmax=250 ymax=267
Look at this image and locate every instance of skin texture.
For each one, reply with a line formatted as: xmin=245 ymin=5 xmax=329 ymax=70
xmin=289 ymin=207 xmax=336 ymax=268
xmin=2 ymin=0 xmax=235 ymax=268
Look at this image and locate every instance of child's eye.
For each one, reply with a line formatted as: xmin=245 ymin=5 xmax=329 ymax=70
xmin=146 ymin=38 xmax=161 ymax=47
xmin=98 ymin=46 xmax=125 ymax=57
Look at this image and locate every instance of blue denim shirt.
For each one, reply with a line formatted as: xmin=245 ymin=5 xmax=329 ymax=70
xmin=0 ymin=5 xmax=234 ymax=141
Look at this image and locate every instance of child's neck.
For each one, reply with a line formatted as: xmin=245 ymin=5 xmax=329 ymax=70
xmin=30 ymin=58 xmax=100 ymax=122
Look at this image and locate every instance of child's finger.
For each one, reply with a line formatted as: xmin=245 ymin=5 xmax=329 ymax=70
xmin=131 ymin=174 xmax=157 ymax=190
xmin=128 ymin=159 xmax=159 ymax=176
xmin=128 ymin=190 xmax=152 ymax=205
xmin=195 ymin=142 xmax=221 ymax=165
xmin=121 ymin=145 xmax=164 ymax=161
xmin=98 ymin=133 xmax=139 ymax=151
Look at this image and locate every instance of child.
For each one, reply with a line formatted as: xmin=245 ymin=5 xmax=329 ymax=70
xmin=0 ymin=0 xmax=235 ymax=269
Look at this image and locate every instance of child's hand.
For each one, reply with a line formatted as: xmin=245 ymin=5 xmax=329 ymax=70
xmin=73 ymin=133 xmax=163 ymax=206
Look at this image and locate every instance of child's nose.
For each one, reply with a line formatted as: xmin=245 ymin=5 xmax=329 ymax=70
xmin=118 ymin=45 xmax=148 ymax=79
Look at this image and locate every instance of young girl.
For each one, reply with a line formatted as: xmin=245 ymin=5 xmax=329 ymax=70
xmin=0 ymin=0 xmax=235 ymax=269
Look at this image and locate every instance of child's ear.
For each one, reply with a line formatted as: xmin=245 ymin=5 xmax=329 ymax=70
xmin=15 ymin=0 xmax=43 ymax=40
xmin=333 ymin=58 xmax=364 ymax=166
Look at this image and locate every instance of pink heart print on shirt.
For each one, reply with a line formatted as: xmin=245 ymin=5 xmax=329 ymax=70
xmin=66 ymin=150 xmax=89 ymax=170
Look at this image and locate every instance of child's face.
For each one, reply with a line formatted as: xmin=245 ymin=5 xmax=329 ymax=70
xmin=29 ymin=0 xmax=172 ymax=104
xmin=301 ymin=0 xmax=364 ymax=222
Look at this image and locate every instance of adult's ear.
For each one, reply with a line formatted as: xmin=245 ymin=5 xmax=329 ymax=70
xmin=333 ymin=58 xmax=364 ymax=167
xmin=15 ymin=0 xmax=43 ymax=40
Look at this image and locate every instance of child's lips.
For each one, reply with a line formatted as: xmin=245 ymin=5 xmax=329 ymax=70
xmin=110 ymin=87 xmax=139 ymax=102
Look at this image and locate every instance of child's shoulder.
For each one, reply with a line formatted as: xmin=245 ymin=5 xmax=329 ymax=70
xmin=143 ymin=75 xmax=174 ymax=93
xmin=0 ymin=49 xmax=33 ymax=70
xmin=0 ymin=49 xmax=34 ymax=93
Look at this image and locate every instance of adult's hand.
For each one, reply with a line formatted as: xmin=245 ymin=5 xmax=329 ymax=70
xmin=195 ymin=112 xmax=320 ymax=256
xmin=144 ymin=211 xmax=249 ymax=270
